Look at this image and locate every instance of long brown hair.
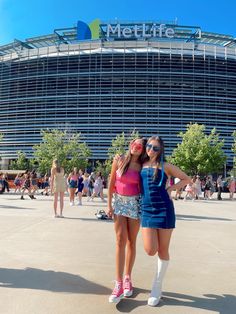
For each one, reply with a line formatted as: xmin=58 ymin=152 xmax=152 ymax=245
xmin=144 ymin=136 xmax=165 ymax=181
xmin=118 ymin=138 xmax=147 ymax=176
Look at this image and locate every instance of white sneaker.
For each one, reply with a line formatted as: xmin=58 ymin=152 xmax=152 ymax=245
xmin=148 ymin=295 xmax=162 ymax=306
xmin=70 ymin=202 xmax=74 ymax=206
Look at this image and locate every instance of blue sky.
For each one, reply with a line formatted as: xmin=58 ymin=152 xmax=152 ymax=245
xmin=0 ymin=0 xmax=235 ymax=45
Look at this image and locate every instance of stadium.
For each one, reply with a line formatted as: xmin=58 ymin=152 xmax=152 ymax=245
xmin=0 ymin=20 xmax=236 ymax=168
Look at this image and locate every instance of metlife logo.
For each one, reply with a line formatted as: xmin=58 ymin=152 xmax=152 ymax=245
xmin=77 ymin=20 xmax=202 ymax=41
xmin=77 ymin=19 xmax=100 ymax=40
xmin=106 ymin=23 xmax=175 ymax=39
xmin=77 ymin=20 xmax=176 ymax=40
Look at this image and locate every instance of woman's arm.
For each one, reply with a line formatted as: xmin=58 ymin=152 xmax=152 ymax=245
xmin=67 ymin=172 xmax=72 ymax=184
xmin=107 ymin=156 xmax=119 ymax=217
xmin=50 ymin=168 xmax=55 ymax=193
xmin=165 ymin=163 xmax=191 ymax=195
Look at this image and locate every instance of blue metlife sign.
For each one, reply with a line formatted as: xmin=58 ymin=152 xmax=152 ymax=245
xmin=77 ymin=20 xmax=202 ymax=41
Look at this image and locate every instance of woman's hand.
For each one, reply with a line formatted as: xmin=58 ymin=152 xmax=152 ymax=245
xmin=106 ymin=207 xmax=114 ymax=219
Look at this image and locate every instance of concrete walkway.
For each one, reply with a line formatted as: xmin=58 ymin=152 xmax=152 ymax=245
xmin=0 ymin=192 xmax=235 ymax=314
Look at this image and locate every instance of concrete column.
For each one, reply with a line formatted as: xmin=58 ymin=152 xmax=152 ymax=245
xmin=0 ymin=158 xmax=10 ymax=170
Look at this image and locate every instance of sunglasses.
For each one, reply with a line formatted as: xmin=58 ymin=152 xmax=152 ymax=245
xmin=146 ymin=144 xmax=161 ymax=152
xmin=130 ymin=142 xmax=143 ymax=151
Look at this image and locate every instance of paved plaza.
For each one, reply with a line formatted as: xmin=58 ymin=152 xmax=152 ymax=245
xmin=0 ymin=192 xmax=235 ymax=314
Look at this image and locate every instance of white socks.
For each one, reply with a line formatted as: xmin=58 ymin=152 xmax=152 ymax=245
xmin=148 ymin=257 xmax=169 ymax=307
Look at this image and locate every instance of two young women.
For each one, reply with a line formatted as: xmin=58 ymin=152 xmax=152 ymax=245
xmin=107 ymin=136 xmax=190 ymax=306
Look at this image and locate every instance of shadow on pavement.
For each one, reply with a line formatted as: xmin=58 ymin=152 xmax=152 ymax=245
xmin=0 ymin=267 xmax=110 ymax=295
xmin=84 ymin=203 xmax=107 ymax=208
xmin=176 ymin=214 xmax=234 ymax=222
xmin=163 ymin=292 xmax=236 ymax=314
xmin=116 ymin=291 xmax=236 ymax=314
xmin=63 ymin=217 xmax=113 ymax=223
xmin=116 ymin=287 xmax=149 ymax=311
xmin=0 ymin=205 xmax=35 ymax=210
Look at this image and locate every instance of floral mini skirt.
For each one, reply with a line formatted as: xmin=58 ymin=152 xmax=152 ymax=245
xmin=112 ymin=193 xmax=141 ymax=220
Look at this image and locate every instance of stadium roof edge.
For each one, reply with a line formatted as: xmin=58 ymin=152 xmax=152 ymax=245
xmin=0 ymin=23 xmax=236 ymax=56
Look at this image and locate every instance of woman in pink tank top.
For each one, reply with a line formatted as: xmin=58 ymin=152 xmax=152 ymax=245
xmin=107 ymin=137 xmax=147 ymax=304
xmin=67 ymin=168 xmax=79 ymax=206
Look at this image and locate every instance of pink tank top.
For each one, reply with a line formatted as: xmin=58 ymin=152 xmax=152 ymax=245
xmin=70 ymin=174 xmax=78 ymax=181
xmin=115 ymin=169 xmax=140 ymax=196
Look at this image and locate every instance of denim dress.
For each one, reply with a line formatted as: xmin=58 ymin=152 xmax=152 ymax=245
xmin=140 ymin=167 xmax=175 ymax=229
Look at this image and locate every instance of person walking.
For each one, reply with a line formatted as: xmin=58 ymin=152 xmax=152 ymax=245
xmin=20 ymin=171 xmax=33 ymax=200
xmin=77 ymin=169 xmax=84 ymax=205
xmin=87 ymin=172 xmax=95 ymax=199
xmin=193 ymin=175 xmax=202 ymax=199
xmin=140 ymin=136 xmax=191 ymax=307
xmin=14 ymin=173 xmax=23 ymax=193
xmin=107 ymin=138 xmax=147 ymax=304
xmin=67 ymin=168 xmax=79 ymax=206
xmin=228 ymin=176 xmax=235 ymax=200
xmin=217 ymin=175 xmax=223 ymax=200
xmin=89 ymin=172 xmax=105 ymax=201
xmin=41 ymin=174 xmax=50 ymax=196
xmin=50 ymin=159 xmax=66 ymax=218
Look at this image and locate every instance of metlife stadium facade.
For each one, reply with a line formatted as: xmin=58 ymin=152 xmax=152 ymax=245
xmin=0 ymin=20 xmax=236 ymax=167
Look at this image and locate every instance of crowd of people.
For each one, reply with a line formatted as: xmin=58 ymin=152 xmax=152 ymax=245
xmin=171 ymin=174 xmax=235 ymax=201
xmin=0 ymin=169 xmax=234 ymax=202
xmin=0 ymin=169 xmax=106 ymax=203
xmin=0 ymin=138 xmax=235 ymax=308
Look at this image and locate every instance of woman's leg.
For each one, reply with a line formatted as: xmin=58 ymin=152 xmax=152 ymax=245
xmin=21 ymin=188 xmax=25 ymax=199
xmin=142 ymin=228 xmax=159 ymax=256
xmin=109 ymin=215 xmax=128 ymax=303
xmin=148 ymin=229 xmax=173 ymax=306
xmin=123 ymin=217 xmax=140 ymax=297
xmin=114 ymin=215 xmax=128 ymax=281
xmin=91 ymin=191 xmax=98 ymax=200
xmin=100 ymin=189 xmax=104 ymax=200
xmin=70 ymin=188 xmax=75 ymax=204
xmin=59 ymin=192 xmax=64 ymax=216
xmin=125 ymin=218 xmax=140 ymax=277
xmin=69 ymin=188 xmax=72 ymax=202
xmin=77 ymin=192 xmax=82 ymax=205
xmin=54 ymin=192 xmax=58 ymax=216
xmin=144 ymin=228 xmax=173 ymax=278
xmin=157 ymin=229 xmax=173 ymax=260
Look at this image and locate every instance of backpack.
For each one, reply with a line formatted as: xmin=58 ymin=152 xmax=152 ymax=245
xmin=95 ymin=210 xmax=108 ymax=220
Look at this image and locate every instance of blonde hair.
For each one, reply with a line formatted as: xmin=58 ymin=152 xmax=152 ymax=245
xmin=52 ymin=159 xmax=61 ymax=173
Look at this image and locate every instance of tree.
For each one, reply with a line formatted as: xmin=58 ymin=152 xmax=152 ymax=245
xmin=94 ymin=159 xmax=112 ymax=179
xmin=107 ymin=130 xmax=140 ymax=161
xmin=105 ymin=130 xmax=140 ymax=175
xmin=33 ymin=129 xmax=91 ymax=174
xmin=9 ymin=151 xmax=37 ymax=171
xmin=10 ymin=151 xmax=29 ymax=170
xmin=168 ymin=123 xmax=226 ymax=176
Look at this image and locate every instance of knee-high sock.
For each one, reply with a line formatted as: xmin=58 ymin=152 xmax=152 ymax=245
xmin=148 ymin=257 xmax=169 ymax=306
